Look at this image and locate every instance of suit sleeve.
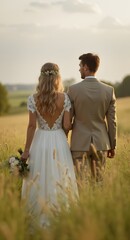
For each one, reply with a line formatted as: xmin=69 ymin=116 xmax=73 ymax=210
xmin=67 ymin=87 xmax=75 ymax=118
xmin=106 ymin=88 xmax=117 ymax=149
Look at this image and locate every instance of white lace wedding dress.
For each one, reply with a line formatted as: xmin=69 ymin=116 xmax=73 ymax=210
xmin=22 ymin=93 xmax=78 ymax=226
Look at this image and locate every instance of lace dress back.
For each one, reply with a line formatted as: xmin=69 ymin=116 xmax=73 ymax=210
xmin=27 ymin=92 xmax=71 ymax=130
xmin=22 ymin=92 xmax=78 ymax=227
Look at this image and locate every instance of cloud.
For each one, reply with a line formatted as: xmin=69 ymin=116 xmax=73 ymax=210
xmin=30 ymin=1 xmax=51 ymax=9
xmin=0 ymin=22 xmax=54 ymax=33
xmin=0 ymin=23 xmax=67 ymax=40
xmin=0 ymin=19 xmax=130 ymax=85
xmin=1 ymin=17 xmax=130 ymax=34
xmin=61 ymin=0 xmax=101 ymax=14
xmin=96 ymin=16 xmax=130 ymax=34
xmin=0 ymin=23 xmax=40 ymax=36
xmin=29 ymin=0 xmax=101 ymax=14
xmin=98 ymin=16 xmax=124 ymax=30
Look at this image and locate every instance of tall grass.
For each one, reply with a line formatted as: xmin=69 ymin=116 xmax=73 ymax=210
xmin=0 ymin=98 xmax=130 ymax=240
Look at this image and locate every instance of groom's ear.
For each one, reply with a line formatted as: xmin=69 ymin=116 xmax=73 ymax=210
xmin=84 ymin=64 xmax=89 ymax=71
xmin=84 ymin=64 xmax=88 ymax=71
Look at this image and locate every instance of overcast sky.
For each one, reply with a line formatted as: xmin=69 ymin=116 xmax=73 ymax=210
xmin=0 ymin=0 xmax=130 ymax=85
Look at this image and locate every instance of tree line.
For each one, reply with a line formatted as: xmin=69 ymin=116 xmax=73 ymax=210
xmin=101 ymin=75 xmax=130 ymax=98
xmin=64 ymin=75 xmax=130 ymax=98
xmin=0 ymin=75 xmax=130 ymax=115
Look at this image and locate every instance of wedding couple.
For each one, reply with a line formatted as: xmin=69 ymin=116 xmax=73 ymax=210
xmin=21 ymin=53 xmax=117 ymax=226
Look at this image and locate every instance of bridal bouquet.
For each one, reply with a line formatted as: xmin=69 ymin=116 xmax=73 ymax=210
xmin=8 ymin=148 xmax=29 ymax=177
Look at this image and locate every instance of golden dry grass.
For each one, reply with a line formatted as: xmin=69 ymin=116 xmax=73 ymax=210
xmin=0 ymin=97 xmax=130 ymax=240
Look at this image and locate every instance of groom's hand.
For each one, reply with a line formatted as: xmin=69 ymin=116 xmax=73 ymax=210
xmin=107 ymin=149 xmax=115 ymax=158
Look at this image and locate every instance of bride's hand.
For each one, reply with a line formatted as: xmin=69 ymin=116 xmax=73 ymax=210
xmin=21 ymin=150 xmax=29 ymax=161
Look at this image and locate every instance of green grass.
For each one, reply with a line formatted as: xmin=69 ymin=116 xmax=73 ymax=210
xmin=8 ymin=90 xmax=33 ymax=115
xmin=116 ymin=97 xmax=130 ymax=135
xmin=0 ymin=97 xmax=130 ymax=240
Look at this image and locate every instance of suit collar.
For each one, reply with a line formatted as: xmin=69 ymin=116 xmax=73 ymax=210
xmin=83 ymin=77 xmax=99 ymax=82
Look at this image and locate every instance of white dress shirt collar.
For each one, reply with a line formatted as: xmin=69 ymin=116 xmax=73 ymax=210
xmin=85 ymin=76 xmax=96 ymax=79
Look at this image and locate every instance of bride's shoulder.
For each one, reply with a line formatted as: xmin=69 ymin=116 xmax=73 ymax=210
xmin=57 ymin=92 xmax=71 ymax=109
xmin=27 ymin=94 xmax=35 ymax=103
xmin=57 ymin=92 xmax=69 ymax=99
xmin=57 ymin=92 xmax=64 ymax=96
xmin=27 ymin=94 xmax=36 ymax=112
xmin=57 ymin=92 xmax=65 ymax=100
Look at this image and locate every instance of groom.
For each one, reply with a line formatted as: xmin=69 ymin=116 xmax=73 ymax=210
xmin=68 ymin=53 xmax=117 ymax=179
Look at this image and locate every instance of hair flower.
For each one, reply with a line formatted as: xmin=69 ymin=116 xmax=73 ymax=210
xmin=41 ymin=70 xmax=58 ymax=76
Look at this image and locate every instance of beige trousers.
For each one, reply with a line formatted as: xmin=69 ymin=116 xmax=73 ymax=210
xmin=71 ymin=148 xmax=107 ymax=182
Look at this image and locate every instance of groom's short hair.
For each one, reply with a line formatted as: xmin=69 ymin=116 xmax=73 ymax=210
xmin=79 ymin=53 xmax=100 ymax=73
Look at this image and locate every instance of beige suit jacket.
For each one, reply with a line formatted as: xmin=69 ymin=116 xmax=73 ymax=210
xmin=68 ymin=78 xmax=117 ymax=151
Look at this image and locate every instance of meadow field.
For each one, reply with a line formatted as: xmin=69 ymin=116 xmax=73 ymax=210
xmin=0 ymin=97 xmax=130 ymax=240
xmin=8 ymin=90 xmax=33 ymax=115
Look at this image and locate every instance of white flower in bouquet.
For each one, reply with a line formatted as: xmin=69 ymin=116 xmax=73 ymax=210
xmin=9 ymin=157 xmax=16 ymax=164
xmin=10 ymin=160 xmax=19 ymax=167
xmin=7 ymin=148 xmax=30 ymax=177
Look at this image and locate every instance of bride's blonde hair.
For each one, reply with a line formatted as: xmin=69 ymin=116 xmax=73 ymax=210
xmin=36 ymin=63 xmax=64 ymax=116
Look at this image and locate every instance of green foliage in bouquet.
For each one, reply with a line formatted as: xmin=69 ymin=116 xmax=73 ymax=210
xmin=7 ymin=148 xmax=29 ymax=177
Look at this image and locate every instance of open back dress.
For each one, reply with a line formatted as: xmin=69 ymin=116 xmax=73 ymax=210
xmin=22 ymin=92 xmax=78 ymax=226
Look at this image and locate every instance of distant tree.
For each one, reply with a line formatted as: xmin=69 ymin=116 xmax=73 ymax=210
xmin=116 ymin=75 xmax=130 ymax=97
xmin=19 ymin=101 xmax=26 ymax=107
xmin=63 ymin=78 xmax=76 ymax=92
xmin=113 ymin=82 xmax=121 ymax=98
xmin=101 ymin=80 xmax=114 ymax=87
xmin=101 ymin=80 xmax=120 ymax=98
xmin=0 ymin=83 xmax=10 ymax=115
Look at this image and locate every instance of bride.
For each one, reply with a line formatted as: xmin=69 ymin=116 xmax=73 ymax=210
xmin=21 ymin=62 xmax=78 ymax=226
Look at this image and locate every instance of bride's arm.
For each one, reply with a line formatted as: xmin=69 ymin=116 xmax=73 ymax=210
xmin=21 ymin=111 xmax=37 ymax=160
xmin=63 ymin=111 xmax=72 ymax=137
